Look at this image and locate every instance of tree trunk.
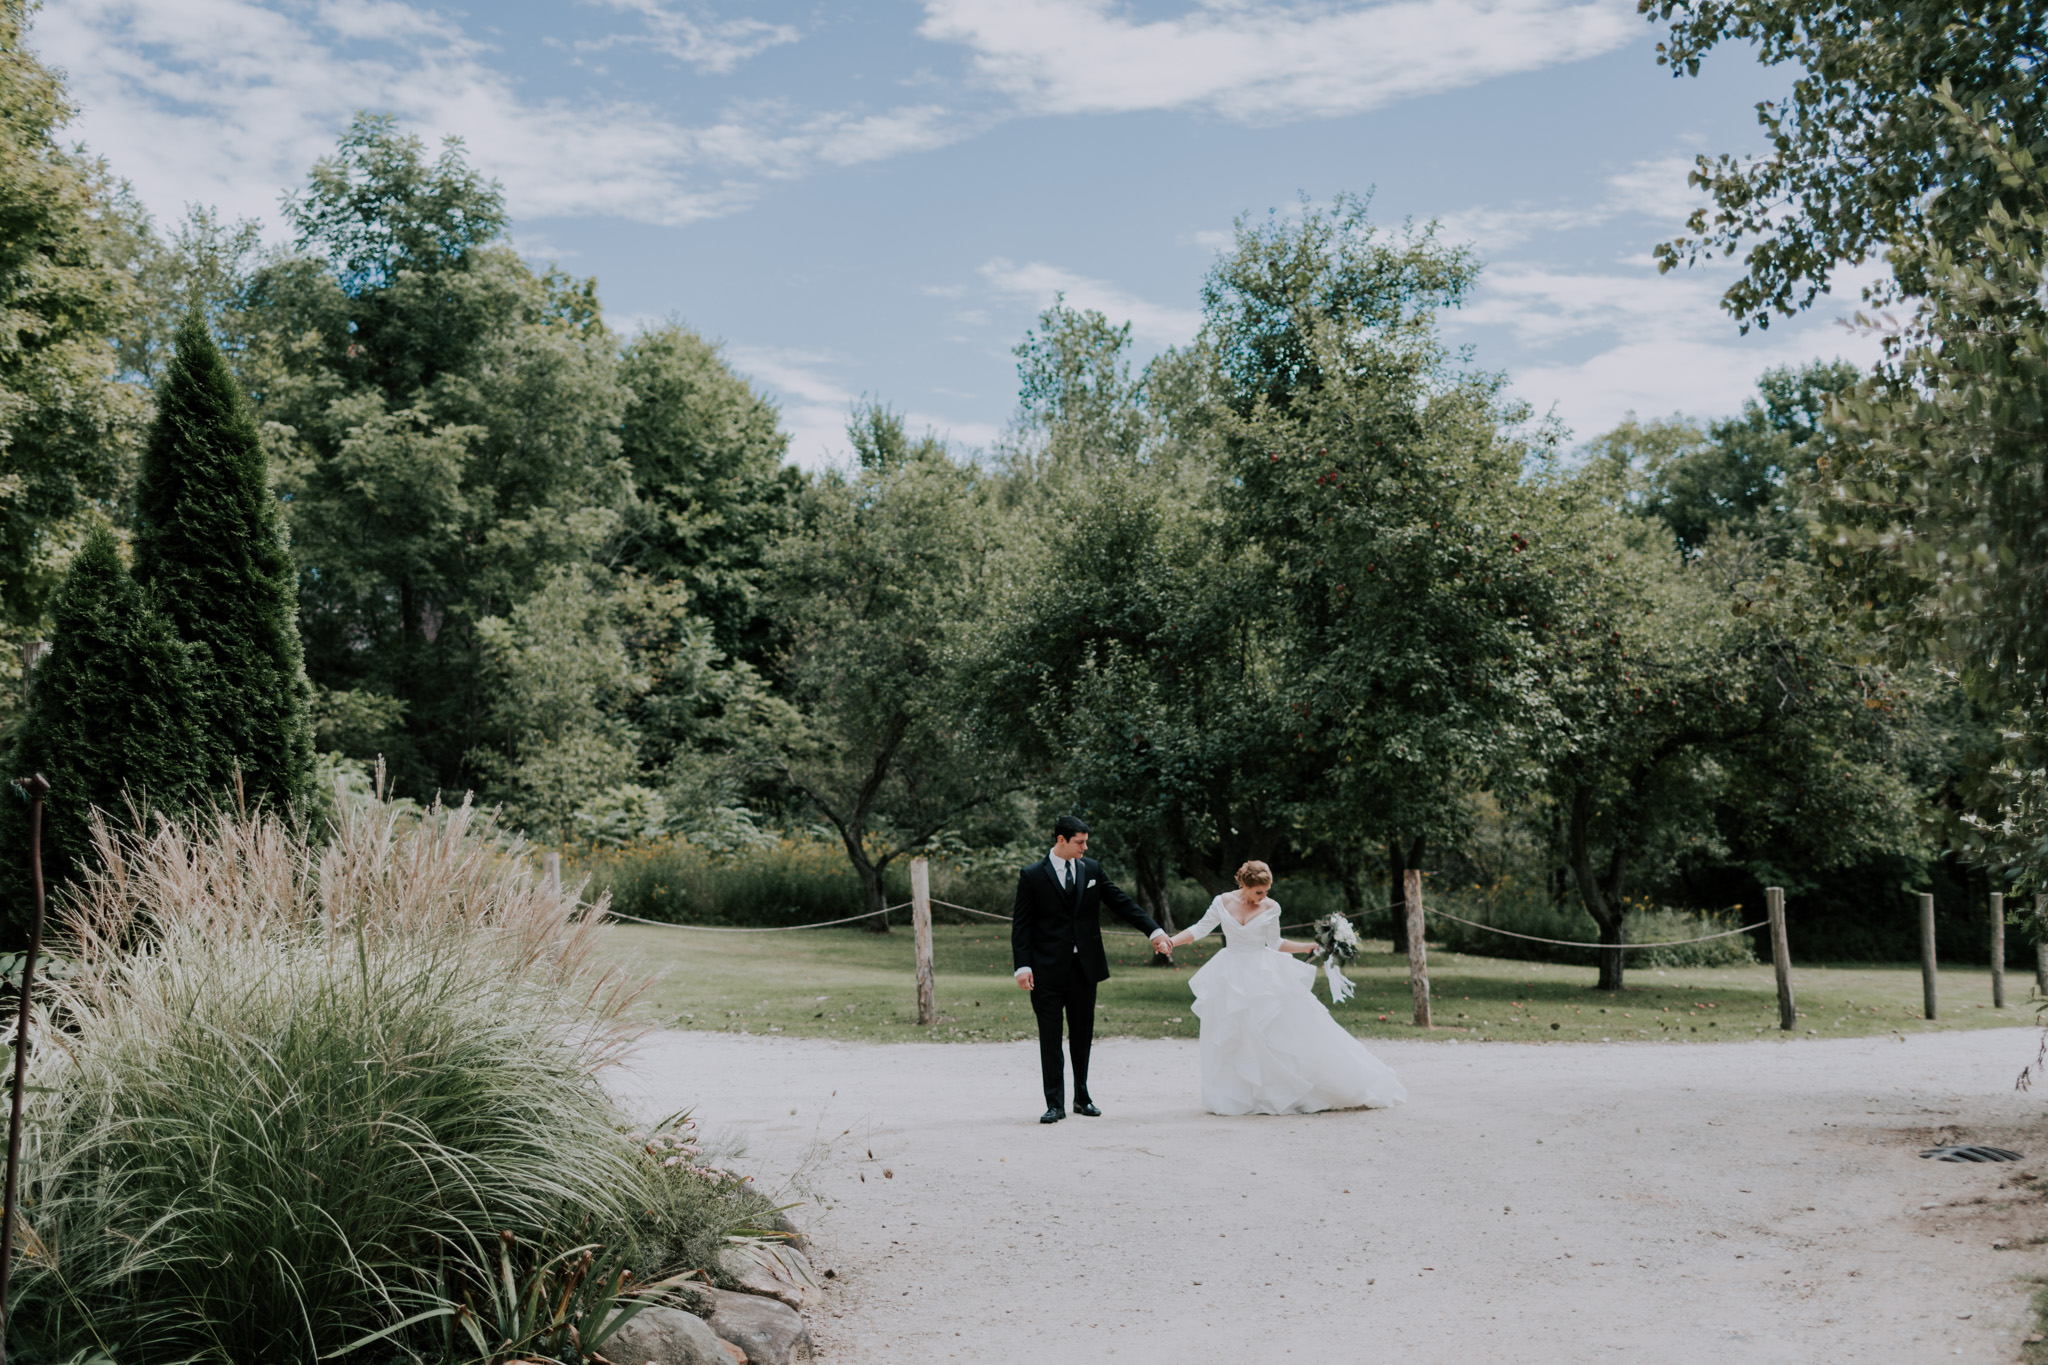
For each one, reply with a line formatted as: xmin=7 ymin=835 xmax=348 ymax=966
xmin=1595 ymin=911 xmax=1626 ymax=992
xmin=1339 ymin=860 xmax=1364 ymax=924
xmin=1133 ymin=843 xmax=1175 ymax=933
xmin=1564 ymin=783 xmax=1626 ymax=991
xmin=1386 ymin=835 xmax=1425 ymax=953
xmin=841 ymin=834 xmax=890 ymax=933
xmin=1547 ymin=803 xmax=1569 ymax=908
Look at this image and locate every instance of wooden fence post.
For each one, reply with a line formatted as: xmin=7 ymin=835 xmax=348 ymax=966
xmin=1403 ymin=868 xmax=1430 ymax=1028
xmin=1919 ymin=892 xmax=1938 ymax=1021
xmin=1766 ymin=886 xmax=1795 ymax=1032
xmin=912 ymin=856 xmax=935 ymax=1027
xmin=2036 ymin=893 xmax=2047 ymax=996
xmin=1991 ymin=891 xmax=2007 ymax=1009
xmin=543 ymin=851 xmax=561 ymax=899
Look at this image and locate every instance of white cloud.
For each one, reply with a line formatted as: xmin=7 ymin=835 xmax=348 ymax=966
xmin=1452 ymin=259 xmax=1891 ymax=440
xmin=1602 ymin=154 xmax=1704 ymax=222
xmin=35 ymin=0 xmax=966 ymax=230
xmin=920 ymin=0 xmax=1637 ymax=123
xmin=727 ymin=345 xmax=999 ymax=468
xmin=978 ymin=258 xmax=1201 ymax=345
xmin=580 ymin=0 xmax=801 ymax=75
xmin=1438 ymin=155 xmax=1708 ymax=252
xmin=315 ymin=0 xmax=465 ymax=42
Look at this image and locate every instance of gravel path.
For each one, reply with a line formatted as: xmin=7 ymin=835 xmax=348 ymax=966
xmin=617 ymin=1027 xmax=2048 ymax=1363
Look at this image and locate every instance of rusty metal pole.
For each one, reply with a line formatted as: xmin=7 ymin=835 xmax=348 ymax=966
xmin=0 ymin=773 xmax=50 ymax=1361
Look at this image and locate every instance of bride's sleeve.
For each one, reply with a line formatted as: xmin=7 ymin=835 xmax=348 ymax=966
xmin=1181 ymin=896 xmax=1224 ymax=944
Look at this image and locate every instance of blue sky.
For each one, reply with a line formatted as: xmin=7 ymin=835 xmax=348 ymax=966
xmin=41 ymin=0 xmax=1883 ymax=465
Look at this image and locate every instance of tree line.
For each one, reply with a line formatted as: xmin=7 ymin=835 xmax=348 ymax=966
xmin=0 ymin=0 xmax=2041 ymax=989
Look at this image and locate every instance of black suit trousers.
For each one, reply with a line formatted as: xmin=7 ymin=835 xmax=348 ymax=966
xmin=1030 ymin=962 xmax=1095 ymax=1105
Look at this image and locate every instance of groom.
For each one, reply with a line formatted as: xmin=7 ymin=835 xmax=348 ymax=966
xmin=1013 ymin=816 xmax=1169 ymax=1124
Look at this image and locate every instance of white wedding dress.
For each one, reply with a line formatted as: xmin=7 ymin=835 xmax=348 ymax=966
xmin=1182 ymin=895 xmax=1407 ymax=1116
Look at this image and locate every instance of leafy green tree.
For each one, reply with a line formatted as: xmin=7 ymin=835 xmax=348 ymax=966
xmin=1640 ymin=0 xmax=2048 ymax=328
xmin=979 ymin=432 xmax=1296 ymax=901
xmin=763 ymin=408 xmax=1011 ymax=926
xmin=614 ymin=323 xmax=799 ymax=662
xmin=245 ymin=115 xmax=631 ymax=795
xmin=134 ymin=314 xmax=313 ymax=813
xmin=0 ymin=0 xmax=147 ymax=660
xmin=1535 ymin=458 xmax=1930 ymax=988
xmin=1588 ymin=361 xmax=1861 ymax=555
xmin=1205 ymin=198 xmax=1544 ymax=943
xmin=469 ymin=565 xmax=787 ymax=839
xmin=977 ymin=303 xmax=1237 ymax=925
xmin=1825 ymin=105 xmax=2048 ymax=889
xmin=1202 ymin=193 xmax=1475 ymax=418
xmin=469 ymin=567 xmax=649 ymax=837
xmin=110 ymin=203 xmax=265 ymax=386
xmin=1009 ymin=299 xmax=1149 ymax=471
xmin=3 ymin=527 xmax=205 ymax=938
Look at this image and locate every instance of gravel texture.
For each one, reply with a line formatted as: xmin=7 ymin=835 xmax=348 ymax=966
xmin=616 ymin=1026 xmax=2048 ymax=1363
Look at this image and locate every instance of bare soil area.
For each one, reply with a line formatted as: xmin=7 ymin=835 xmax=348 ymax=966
xmin=615 ymin=1027 xmax=2048 ymax=1363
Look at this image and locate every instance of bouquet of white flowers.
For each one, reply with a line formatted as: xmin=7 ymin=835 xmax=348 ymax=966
xmin=1312 ymin=912 xmax=1361 ymax=1003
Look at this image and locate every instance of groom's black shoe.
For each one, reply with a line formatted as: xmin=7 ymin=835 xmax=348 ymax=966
xmin=1072 ymin=1098 xmax=1101 ymax=1117
xmin=1039 ymin=1105 xmax=1066 ymax=1124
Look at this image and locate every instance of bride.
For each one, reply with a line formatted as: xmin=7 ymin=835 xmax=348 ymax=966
xmin=1159 ymin=860 xmax=1407 ymax=1116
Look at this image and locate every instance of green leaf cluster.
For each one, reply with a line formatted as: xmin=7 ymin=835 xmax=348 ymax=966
xmin=0 ymin=0 xmax=148 ymax=671
xmin=1641 ymin=0 xmax=2048 ymax=329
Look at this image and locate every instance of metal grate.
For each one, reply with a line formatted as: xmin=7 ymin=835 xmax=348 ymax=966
xmin=1919 ymin=1145 xmax=2025 ymax=1162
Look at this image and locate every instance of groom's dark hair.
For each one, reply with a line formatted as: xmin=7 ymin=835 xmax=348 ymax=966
xmin=1052 ymin=815 xmax=1090 ymax=840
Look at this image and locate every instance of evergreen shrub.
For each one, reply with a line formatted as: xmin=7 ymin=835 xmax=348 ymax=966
xmin=132 ymin=313 xmax=313 ymax=813
xmin=0 ymin=528 xmax=205 ymax=941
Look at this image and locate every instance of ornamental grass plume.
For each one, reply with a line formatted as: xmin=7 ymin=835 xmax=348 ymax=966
xmin=8 ymin=791 xmax=653 ymax=1363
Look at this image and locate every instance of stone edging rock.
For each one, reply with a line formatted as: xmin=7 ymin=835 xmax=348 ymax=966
xmin=603 ymin=1219 xmax=822 ymax=1365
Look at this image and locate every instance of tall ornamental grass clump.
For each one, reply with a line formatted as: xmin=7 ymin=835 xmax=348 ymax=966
xmin=9 ymin=795 xmax=654 ymax=1363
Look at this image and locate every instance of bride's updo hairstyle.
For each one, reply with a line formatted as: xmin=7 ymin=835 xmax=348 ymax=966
xmin=1234 ymin=860 xmax=1273 ymax=889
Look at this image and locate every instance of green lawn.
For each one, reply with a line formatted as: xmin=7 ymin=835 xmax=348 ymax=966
xmin=598 ymin=922 xmax=2044 ymax=1045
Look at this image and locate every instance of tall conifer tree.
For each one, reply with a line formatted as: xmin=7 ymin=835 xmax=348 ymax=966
xmin=2 ymin=529 xmax=206 ymax=940
xmin=133 ymin=315 xmax=313 ymax=811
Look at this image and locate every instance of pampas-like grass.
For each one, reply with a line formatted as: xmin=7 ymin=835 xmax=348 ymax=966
xmin=8 ymin=792 xmax=654 ymax=1363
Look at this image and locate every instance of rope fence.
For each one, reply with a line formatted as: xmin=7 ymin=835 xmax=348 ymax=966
xmin=601 ymin=895 xmax=1765 ymax=948
xmin=596 ymin=859 xmax=1815 ymax=1034
xmin=1421 ymin=905 xmax=1767 ymax=951
xmin=600 ymin=903 xmax=913 ymax=932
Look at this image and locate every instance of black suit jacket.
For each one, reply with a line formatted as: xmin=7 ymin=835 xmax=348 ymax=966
xmin=1011 ymin=856 xmax=1161 ymax=988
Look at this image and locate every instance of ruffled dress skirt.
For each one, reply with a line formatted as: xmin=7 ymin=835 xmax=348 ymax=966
xmin=1189 ymin=946 xmax=1407 ymax=1115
